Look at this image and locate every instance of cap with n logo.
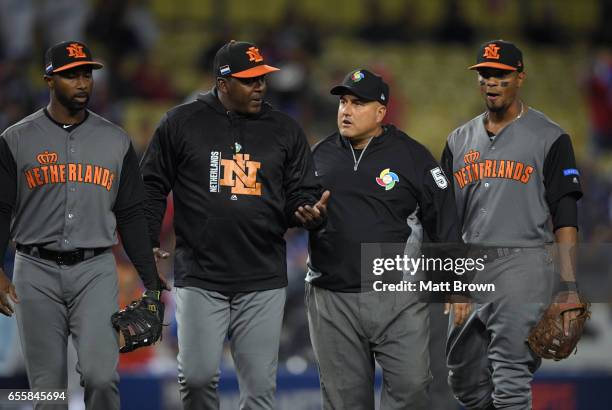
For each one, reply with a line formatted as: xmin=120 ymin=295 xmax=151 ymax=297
xmin=44 ymin=41 xmax=104 ymax=75
xmin=469 ymin=40 xmax=524 ymax=72
xmin=213 ymin=40 xmax=280 ymax=78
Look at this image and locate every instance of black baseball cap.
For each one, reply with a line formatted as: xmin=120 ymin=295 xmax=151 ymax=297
xmin=469 ymin=40 xmax=524 ymax=72
xmin=330 ymin=69 xmax=389 ymax=105
xmin=213 ymin=40 xmax=280 ymax=78
xmin=44 ymin=41 xmax=103 ymax=75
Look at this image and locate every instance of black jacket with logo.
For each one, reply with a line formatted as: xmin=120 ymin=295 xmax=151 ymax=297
xmin=309 ymin=125 xmax=462 ymax=292
xmin=140 ymin=90 xmax=321 ymax=292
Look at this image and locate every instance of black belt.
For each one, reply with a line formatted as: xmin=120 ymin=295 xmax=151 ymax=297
xmin=467 ymin=246 xmax=524 ymax=264
xmin=16 ymin=244 xmax=109 ymax=266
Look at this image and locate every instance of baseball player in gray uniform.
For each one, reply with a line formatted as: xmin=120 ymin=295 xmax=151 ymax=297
xmin=441 ymin=40 xmax=583 ymax=410
xmin=0 ymin=41 xmax=162 ymax=410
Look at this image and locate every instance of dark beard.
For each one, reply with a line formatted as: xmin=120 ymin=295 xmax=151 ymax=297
xmin=55 ymin=90 xmax=89 ymax=113
xmin=486 ymin=101 xmax=507 ymax=113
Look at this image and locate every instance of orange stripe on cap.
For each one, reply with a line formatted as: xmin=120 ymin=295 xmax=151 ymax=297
xmin=468 ymin=62 xmax=517 ymax=71
xmin=53 ymin=61 xmax=104 ymax=73
xmin=232 ymin=65 xmax=280 ymax=78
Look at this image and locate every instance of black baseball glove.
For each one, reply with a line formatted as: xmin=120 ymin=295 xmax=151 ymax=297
xmin=111 ymin=290 xmax=165 ymax=353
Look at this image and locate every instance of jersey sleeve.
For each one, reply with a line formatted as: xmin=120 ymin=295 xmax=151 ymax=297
xmin=440 ymin=141 xmax=454 ymax=180
xmin=139 ymin=115 xmax=178 ymax=247
xmin=417 ymin=147 xmax=462 ymax=243
xmin=113 ymin=143 xmax=146 ymax=211
xmin=543 ymin=134 xmax=583 ymax=205
xmin=0 ymin=137 xmax=16 ymax=209
xmin=549 ymin=194 xmax=578 ymax=231
xmin=0 ymin=137 xmax=16 ymax=267
xmin=115 ymin=202 xmax=160 ymax=290
xmin=283 ymin=126 xmax=323 ymax=228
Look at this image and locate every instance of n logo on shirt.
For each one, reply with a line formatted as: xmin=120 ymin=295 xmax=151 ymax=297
xmin=219 ymin=153 xmax=262 ymax=196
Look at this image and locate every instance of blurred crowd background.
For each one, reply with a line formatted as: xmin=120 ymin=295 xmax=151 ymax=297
xmin=1 ymin=0 xmax=611 ymax=409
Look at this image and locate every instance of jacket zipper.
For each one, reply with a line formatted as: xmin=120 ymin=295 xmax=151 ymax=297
xmin=227 ymin=111 xmax=243 ymax=154
xmin=349 ymin=137 xmax=373 ymax=171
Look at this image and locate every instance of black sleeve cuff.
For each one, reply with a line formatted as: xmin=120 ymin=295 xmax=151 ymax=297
xmin=544 ymin=134 xmax=583 ymax=205
xmin=550 ymin=194 xmax=579 ymax=231
xmin=0 ymin=202 xmax=12 ymax=268
xmin=115 ymin=202 xmax=160 ymax=290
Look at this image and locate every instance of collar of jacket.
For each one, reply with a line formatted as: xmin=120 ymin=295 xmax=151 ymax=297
xmin=197 ymin=87 xmax=272 ymax=119
xmin=336 ymin=124 xmax=395 ymax=149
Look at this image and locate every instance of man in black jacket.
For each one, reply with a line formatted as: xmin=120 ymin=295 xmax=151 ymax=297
xmin=140 ymin=40 xmax=327 ymax=410
xmin=306 ymin=69 xmax=462 ymax=409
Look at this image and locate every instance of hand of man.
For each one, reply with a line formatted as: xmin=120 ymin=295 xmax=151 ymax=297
xmin=151 ymin=249 xmax=171 ymax=290
xmin=527 ymin=290 xmax=590 ymax=360
xmin=153 ymin=247 xmax=170 ymax=263
xmin=158 ymin=275 xmax=171 ymax=291
xmin=294 ymin=190 xmax=331 ymax=230
xmin=0 ymin=268 xmax=19 ymax=317
xmin=554 ymin=290 xmax=583 ymax=336
xmin=444 ymin=297 xmax=473 ymax=327
xmin=112 ymin=289 xmax=165 ymax=353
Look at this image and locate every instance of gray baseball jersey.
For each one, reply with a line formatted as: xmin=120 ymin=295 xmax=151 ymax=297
xmin=1 ymin=109 xmax=140 ymax=251
xmin=442 ymin=107 xmax=582 ymax=247
xmin=0 ymin=107 xmax=151 ymax=410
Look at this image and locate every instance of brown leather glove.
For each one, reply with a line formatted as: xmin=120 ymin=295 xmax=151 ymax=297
xmin=527 ymin=293 xmax=590 ymax=361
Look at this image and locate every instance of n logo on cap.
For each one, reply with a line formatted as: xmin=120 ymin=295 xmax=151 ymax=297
xmin=483 ymin=44 xmax=501 ymax=60
xmin=66 ymin=43 xmax=86 ymax=59
xmin=246 ymin=46 xmax=264 ymax=63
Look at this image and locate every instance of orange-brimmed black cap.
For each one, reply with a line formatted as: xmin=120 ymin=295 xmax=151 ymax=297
xmin=44 ymin=41 xmax=103 ymax=75
xmin=213 ymin=40 xmax=279 ymax=78
xmin=469 ymin=40 xmax=524 ymax=72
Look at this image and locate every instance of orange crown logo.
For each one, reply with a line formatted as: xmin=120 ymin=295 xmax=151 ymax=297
xmin=36 ymin=151 xmax=58 ymax=165
xmin=483 ymin=44 xmax=501 ymax=60
xmin=246 ymin=46 xmax=263 ymax=63
xmin=464 ymin=149 xmax=480 ymax=164
xmin=66 ymin=43 xmax=86 ymax=59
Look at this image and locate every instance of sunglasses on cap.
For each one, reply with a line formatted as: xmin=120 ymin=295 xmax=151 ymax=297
xmin=477 ymin=68 xmax=516 ymax=79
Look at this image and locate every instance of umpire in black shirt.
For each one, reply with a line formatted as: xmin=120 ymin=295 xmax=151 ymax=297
xmin=306 ymin=69 xmax=462 ymax=409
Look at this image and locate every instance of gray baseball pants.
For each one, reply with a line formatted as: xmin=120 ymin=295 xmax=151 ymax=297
xmin=306 ymin=283 xmax=432 ymax=409
xmin=446 ymin=248 xmax=555 ymax=410
xmin=13 ymin=250 xmax=120 ymax=410
xmin=175 ymin=286 xmax=286 ymax=410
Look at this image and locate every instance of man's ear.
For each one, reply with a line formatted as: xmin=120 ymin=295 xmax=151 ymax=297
xmin=376 ymin=104 xmax=387 ymax=124
xmin=43 ymin=74 xmax=53 ymax=90
xmin=517 ymin=71 xmax=526 ymax=88
xmin=217 ymin=77 xmax=229 ymax=94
